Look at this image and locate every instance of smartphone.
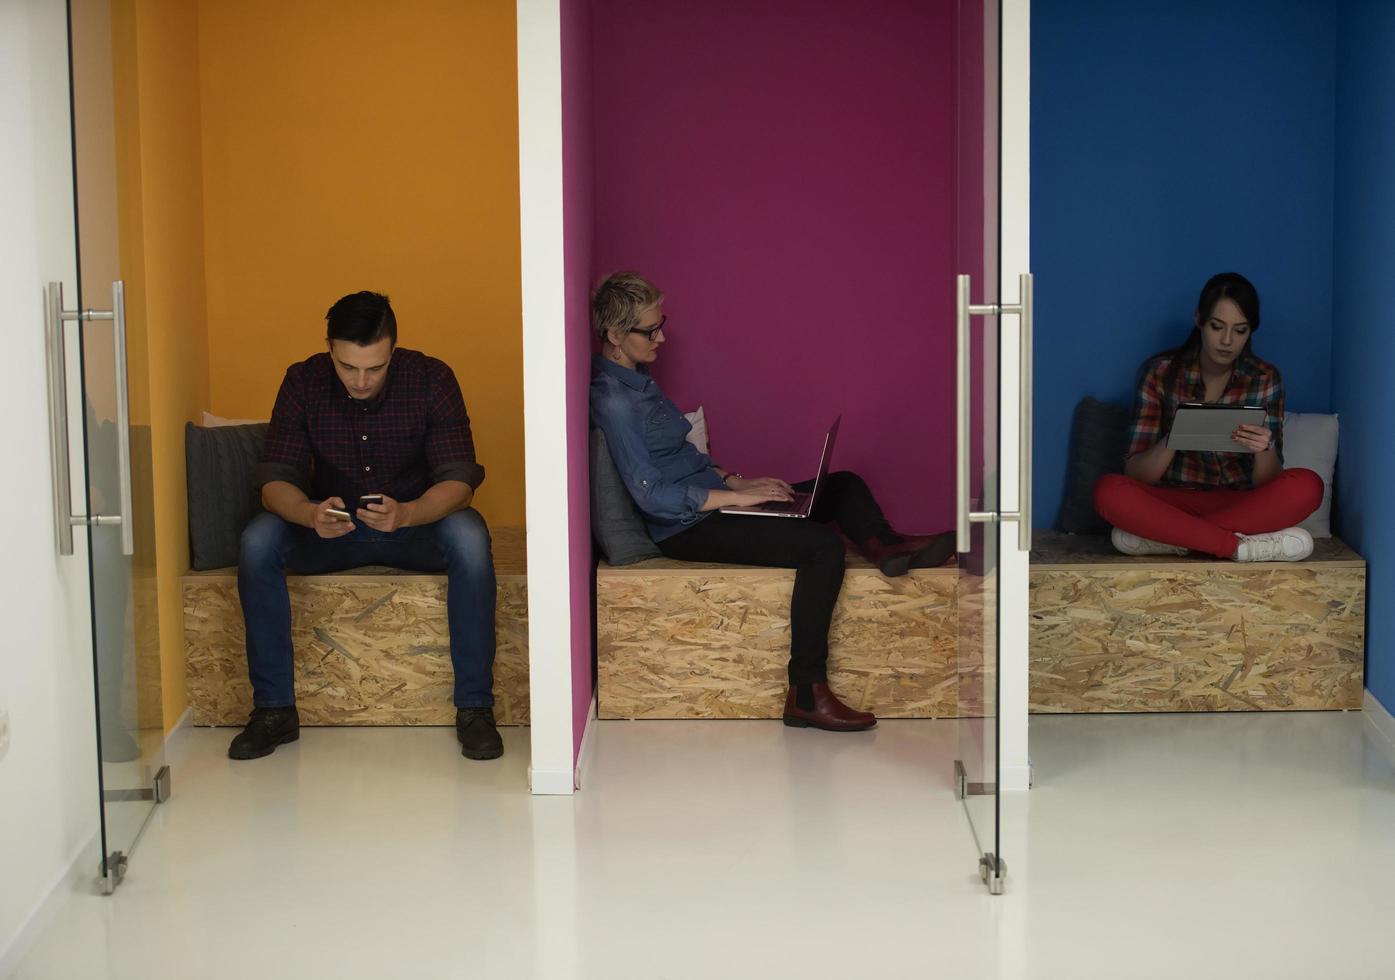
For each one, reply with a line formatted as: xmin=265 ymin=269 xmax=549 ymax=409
xmin=324 ymin=507 xmax=353 ymax=521
xmin=358 ymin=493 xmax=385 ymax=508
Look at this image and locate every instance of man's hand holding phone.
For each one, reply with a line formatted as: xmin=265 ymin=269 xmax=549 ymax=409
xmin=358 ymin=493 xmax=408 ymax=533
xmin=311 ymin=497 xmax=355 ymax=539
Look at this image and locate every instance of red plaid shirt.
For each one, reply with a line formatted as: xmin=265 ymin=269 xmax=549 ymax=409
xmin=256 ymin=348 xmax=483 ymax=504
xmin=1126 ymin=350 xmax=1284 ymax=489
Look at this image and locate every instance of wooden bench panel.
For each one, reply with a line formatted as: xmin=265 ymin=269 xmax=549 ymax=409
xmin=183 ymin=527 xmax=529 ymax=726
xmin=596 ymin=532 xmax=1367 ymax=720
xmin=1028 ymin=531 xmax=1366 ymax=712
xmin=596 ymin=556 xmax=959 ymax=720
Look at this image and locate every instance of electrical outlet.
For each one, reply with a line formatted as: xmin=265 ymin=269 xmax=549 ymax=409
xmin=0 ymin=708 xmax=9 ymax=761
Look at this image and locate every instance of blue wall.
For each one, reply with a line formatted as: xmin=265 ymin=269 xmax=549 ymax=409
xmin=1333 ymin=0 xmax=1395 ymax=711
xmin=1031 ymin=0 xmax=1337 ymax=528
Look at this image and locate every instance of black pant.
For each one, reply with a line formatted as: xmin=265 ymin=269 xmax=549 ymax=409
xmin=656 ymin=471 xmax=897 ymax=684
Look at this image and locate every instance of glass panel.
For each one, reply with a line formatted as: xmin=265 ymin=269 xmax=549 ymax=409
xmin=70 ymin=0 xmax=164 ymax=885
xmin=953 ymin=0 xmax=1003 ymax=888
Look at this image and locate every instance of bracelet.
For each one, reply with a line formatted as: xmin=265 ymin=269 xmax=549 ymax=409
xmin=724 ymin=471 xmax=743 ymax=487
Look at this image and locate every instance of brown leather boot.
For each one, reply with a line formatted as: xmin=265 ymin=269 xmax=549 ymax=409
xmin=860 ymin=532 xmax=956 ymax=577
xmin=783 ymin=683 xmax=877 ymax=732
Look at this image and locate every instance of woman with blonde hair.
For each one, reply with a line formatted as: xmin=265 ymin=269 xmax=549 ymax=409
xmin=589 ymin=272 xmax=953 ymax=732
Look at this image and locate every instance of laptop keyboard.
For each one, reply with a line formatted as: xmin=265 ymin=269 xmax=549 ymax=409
xmin=761 ymin=492 xmax=811 ymax=513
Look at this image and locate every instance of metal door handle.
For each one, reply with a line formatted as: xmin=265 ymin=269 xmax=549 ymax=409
xmin=44 ymin=282 xmax=75 ymax=556
xmin=954 ymin=272 xmax=1033 ymax=554
xmin=44 ymin=280 xmax=134 ymax=557
xmin=956 ymin=275 xmax=971 ymax=553
xmin=111 ymin=281 xmax=134 ymax=556
xmin=1017 ymin=273 xmax=1033 ymax=553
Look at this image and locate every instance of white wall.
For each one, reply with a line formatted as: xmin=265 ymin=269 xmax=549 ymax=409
xmin=517 ymin=0 xmax=577 ymax=795
xmin=0 ymin=0 xmax=102 ymax=969
xmin=999 ymin=0 xmax=1031 ymax=793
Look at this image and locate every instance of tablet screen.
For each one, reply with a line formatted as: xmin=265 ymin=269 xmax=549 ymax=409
xmin=1168 ymin=403 xmax=1269 ymax=453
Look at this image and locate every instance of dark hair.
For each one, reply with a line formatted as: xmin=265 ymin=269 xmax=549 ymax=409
xmin=1150 ymin=272 xmax=1261 ymax=392
xmin=325 ymin=291 xmax=397 ymax=346
xmin=1195 ymin=271 xmax=1260 ymax=335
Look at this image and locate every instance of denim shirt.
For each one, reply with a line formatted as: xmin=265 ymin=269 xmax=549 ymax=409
xmin=590 ymin=354 xmax=726 ymax=541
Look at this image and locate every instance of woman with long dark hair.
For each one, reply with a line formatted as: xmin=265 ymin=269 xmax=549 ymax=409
xmin=1093 ymin=272 xmax=1323 ymax=561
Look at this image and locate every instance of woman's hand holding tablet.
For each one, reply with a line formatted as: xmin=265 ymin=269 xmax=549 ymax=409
xmin=1167 ymin=403 xmax=1270 ymax=453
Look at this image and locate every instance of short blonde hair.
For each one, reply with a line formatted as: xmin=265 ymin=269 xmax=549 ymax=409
xmin=591 ymin=272 xmax=664 ymax=343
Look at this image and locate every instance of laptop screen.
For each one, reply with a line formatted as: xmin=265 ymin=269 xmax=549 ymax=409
xmin=805 ymin=417 xmax=841 ymax=509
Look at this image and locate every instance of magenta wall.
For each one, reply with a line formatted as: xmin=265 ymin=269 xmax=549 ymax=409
xmin=955 ymin=0 xmax=993 ymax=514
xmin=589 ymin=0 xmax=959 ymax=530
xmin=562 ymin=0 xmax=596 ymax=760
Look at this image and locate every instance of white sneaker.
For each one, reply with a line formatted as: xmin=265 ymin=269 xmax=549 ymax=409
xmin=1110 ymin=527 xmax=1189 ymax=557
xmin=1233 ymin=527 xmax=1314 ymax=562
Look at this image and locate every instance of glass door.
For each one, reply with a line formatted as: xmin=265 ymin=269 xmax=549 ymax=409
xmin=953 ymin=0 xmax=1004 ymax=894
xmin=66 ymin=0 xmax=167 ymax=892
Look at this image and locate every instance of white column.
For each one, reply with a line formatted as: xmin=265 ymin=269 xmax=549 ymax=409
xmin=516 ymin=0 xmax=575 ymax=795
xmin=998 ymin=0 xmax=1032 ymax=793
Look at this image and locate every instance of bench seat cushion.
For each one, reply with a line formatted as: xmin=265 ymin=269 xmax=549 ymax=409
xmin=1058 ymin=397 xmax=1131 ymax=534
xmin=185 ymin=421 xmax=269 ymax=570
xmin=589 ymin=428 xmax=662 ymax=566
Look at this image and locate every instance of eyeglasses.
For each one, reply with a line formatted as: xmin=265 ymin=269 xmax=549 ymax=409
xmin=630 ymin=315 xmax=666 ymax=342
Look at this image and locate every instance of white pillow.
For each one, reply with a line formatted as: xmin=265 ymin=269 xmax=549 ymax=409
xmin=202 ymin=411 xmax=267 ymax=427
xmin=1282 ymin=412 xmax=1338 ymax=538
xmin=683 ymin=405 xmax=709 ymax=455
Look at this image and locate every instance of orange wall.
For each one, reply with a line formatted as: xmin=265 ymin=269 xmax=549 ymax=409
xmin=113 ymin=0 xmax=213 ymax=730
xmin=197 ymin=0 xmax=525 ymax=527
xmin=107 ymin=0 xmax=522 ymax=731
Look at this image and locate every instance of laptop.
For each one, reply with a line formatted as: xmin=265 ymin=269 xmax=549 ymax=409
xmin=719 ymin=417 xmax=840 ymax=518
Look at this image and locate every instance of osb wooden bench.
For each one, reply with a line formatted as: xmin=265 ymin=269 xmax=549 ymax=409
xmin=182 ymin=527 xmax=529 ymax=726
xmin=1028 ymin=530 xmax=1366 ymax=713
xmin=596 ymin=554 xmax=960 ymax=720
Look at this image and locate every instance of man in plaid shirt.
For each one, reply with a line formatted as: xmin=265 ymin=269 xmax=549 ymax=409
xmin=1094 ymin=272 xmax=1322 ymax=561
xmin=229 ymin=292 xmax=502 ymax=762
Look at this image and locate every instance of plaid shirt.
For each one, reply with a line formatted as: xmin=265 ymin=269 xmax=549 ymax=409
xmin=1126 ymin=349 xmax=1284 ymax=489
xmin=256 ymin=348 xmax=484 ymax=505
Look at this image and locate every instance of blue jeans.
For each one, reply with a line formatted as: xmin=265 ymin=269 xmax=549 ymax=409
xmin=237 ymin=508 xmax=497 ymax=709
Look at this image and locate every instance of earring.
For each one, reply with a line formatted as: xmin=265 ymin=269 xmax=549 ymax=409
xmin=612 ymin=349 xmax=622 ymax=361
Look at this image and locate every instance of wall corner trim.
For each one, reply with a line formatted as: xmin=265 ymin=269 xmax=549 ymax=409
xmin=573 ymin=694 xmax=599 ymax=790
xmin=1364 ymin=688 xmax=1395 ymax=770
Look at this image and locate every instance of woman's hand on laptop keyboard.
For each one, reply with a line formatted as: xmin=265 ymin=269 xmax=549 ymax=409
xmin=724 ymin=484 xmax=795 ymax=508
xmin=702 ymin=477 xmax=795 ymax=512
xmin=725 ymin=476 xmax=794 ymax=497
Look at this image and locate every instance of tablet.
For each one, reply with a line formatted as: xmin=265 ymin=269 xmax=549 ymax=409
xmin=1168 ymin=403 xmax=1269 ymax=453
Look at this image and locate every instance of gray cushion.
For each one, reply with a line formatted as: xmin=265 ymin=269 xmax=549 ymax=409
xmin=590 ymin=428 xmax=661 ymax=566
xmin=1058 ymin=397 xmax=1133 ymax=534
xmin=185 ymin=422 xmax=269 ymax=570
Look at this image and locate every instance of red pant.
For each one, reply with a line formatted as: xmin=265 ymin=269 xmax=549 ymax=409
xmin=1093 ymin=468 xmax=1324 ymax=558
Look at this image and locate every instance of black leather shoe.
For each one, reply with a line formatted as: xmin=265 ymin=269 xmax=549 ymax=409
xmin=862 ymin=532 xmax=957 ymax=577
xmin=228 ymin=706 xmax=300 ymax=760
xmin=456 ymin=708 xmax=503 ymax=760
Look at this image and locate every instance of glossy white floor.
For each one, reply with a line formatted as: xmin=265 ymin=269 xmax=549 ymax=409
xmin=10 ymin=711 xmax=1395 ymax=980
